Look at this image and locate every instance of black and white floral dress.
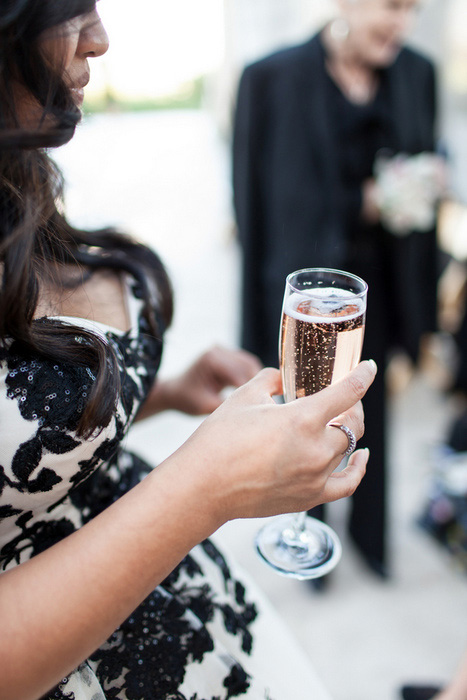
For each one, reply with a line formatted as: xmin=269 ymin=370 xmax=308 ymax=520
xmin=0 ymin=275 xmax=331 ymax=700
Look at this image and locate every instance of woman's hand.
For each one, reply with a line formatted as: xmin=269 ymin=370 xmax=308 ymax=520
xmin=166 ymin=360 xmax=377 ymax=528
xmin=136 ymin=345 xmax=262 ymax=420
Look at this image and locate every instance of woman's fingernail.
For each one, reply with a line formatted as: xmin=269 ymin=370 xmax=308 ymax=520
xmin=368 ymin=359 xmax=377 ymax=374
xmin=350 ymin=448 xmax=369 ymax=465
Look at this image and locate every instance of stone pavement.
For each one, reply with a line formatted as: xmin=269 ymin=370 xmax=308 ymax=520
xmin=55 ymin=109 xmax=467 ymax=700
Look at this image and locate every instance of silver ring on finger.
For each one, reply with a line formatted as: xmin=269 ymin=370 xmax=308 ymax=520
xmin=328 ymin=422 xmax=357 ymax=457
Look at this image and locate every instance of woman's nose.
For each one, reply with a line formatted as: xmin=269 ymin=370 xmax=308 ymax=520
xmin=81 ymin=12 xmax=109 ymax=59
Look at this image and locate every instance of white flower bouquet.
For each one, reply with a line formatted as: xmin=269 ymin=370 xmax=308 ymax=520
xmin=373 ymin=151 xmax=447 ymax=236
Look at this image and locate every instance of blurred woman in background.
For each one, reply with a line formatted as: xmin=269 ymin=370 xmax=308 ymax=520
xmin=234 ymin=0 xmax=444 ymax=579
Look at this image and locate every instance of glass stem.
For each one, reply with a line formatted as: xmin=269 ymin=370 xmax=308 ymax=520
xmin=293 ymin=510 xmax=307 ymax=535
xmin=282 ymin=510 xmax=308 ymax=553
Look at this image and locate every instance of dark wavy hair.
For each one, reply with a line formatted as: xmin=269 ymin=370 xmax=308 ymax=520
xmin=0 ymin=0 xmax=173 ymax=437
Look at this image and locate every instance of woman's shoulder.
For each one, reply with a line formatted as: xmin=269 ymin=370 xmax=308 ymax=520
xmin=242 ymin=32 xmax=322 ymax=82
xmin=393 ymin=45 xmax=435 ymax=76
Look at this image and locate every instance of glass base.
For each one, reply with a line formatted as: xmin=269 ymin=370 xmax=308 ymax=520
xmin=255 ymin=514 xmax=342 ymax=580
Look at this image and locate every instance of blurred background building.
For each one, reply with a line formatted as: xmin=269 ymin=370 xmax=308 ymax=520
xmin=54 ymin=2 xmax=467 ymax=698
xmin=87 ymin=0 xmax=467 ymax=194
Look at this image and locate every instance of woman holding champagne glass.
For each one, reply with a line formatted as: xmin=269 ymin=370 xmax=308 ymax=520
xmin=0 ymin=2 xmax=377 ymax=699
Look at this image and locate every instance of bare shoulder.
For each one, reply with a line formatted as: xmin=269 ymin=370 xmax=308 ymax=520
xmin=37 ymin=268 xmax=131 ymax=332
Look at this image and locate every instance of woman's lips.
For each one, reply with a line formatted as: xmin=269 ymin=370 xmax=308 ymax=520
xmin=69 ymin=73 xmax=89 ymax=107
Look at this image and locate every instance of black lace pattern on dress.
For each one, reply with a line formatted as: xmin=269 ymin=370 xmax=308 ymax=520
xmin=1 ymin=279 xmax=260 ymax=700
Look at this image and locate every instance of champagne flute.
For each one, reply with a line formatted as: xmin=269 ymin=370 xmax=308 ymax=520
xmin=255 ymin=268 xmax=368 ymax=579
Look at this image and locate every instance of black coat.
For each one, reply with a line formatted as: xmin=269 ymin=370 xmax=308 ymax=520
xmin=232 ymin=32 xmax=440 ymax=570
xmin=233 ymin=32 xmax=439 ymax=369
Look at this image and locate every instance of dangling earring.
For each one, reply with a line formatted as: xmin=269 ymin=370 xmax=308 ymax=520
xmin=330 ymin=17 xmax=350 ymax=42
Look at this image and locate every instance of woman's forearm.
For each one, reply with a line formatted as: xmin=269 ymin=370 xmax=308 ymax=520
xmin=0 ymin=458 xmax=218 ymax=700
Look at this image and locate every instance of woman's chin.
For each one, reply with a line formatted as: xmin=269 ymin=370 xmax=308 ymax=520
xmin=374 ymin=42 xmax=403 ymax=67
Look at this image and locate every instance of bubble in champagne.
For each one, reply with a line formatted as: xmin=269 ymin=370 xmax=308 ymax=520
xmin=281 ymin=287 xmax=366 ymax=401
